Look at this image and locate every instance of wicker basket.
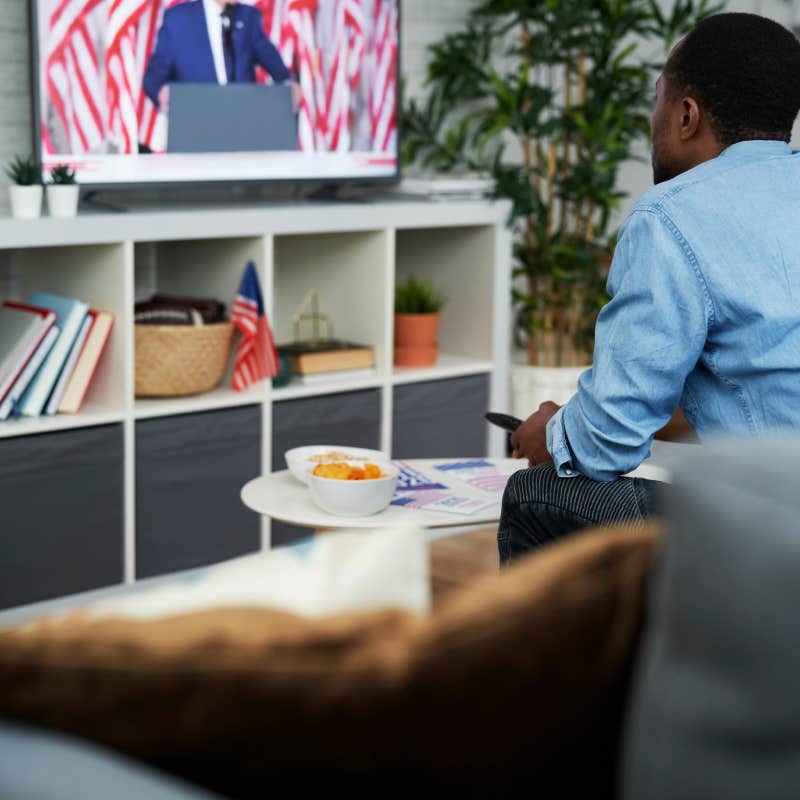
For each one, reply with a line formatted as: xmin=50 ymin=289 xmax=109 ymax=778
xmin=135 ymin=322 xmax=234 ymax=397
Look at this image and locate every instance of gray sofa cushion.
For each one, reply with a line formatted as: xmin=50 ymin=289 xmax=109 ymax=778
xmin=621 ymin=438 xmax=800 ymax=800
xmin=0 ymin=720 xmax=217 ymax=800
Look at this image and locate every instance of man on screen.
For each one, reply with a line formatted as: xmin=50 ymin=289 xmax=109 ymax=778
xmin=143 ymin=0 xmax=291 ymax=111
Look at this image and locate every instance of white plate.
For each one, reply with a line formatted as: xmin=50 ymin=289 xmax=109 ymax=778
xmin=284 ymin=444 xmax=388 ymax=485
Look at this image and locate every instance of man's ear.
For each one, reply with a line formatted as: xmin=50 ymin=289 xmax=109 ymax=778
xmin=679 ymin=97 xmax=701 ymax=140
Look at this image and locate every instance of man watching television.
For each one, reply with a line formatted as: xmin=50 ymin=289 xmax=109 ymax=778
xmin=499 ymin=13 xmax=800 ymax=562
xmin=143 ymin=0 xmax=291 ymax=113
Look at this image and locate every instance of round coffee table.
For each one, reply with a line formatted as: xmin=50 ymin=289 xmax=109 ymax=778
xmin=241 ymin=458 xmax=522 ymax=530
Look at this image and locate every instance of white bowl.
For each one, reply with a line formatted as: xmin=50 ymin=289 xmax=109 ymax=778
xmin=284 ymin=444 xmax=388 ymax=485
xmin=307 ymin=462 xmax=399 ymax=517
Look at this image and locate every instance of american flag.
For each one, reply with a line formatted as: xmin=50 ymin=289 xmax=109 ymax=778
xmin=253 ymin=0 xmax=285 ymax=84
xmin=231 ymin=261 xmax=279 ymax=392
xmin=45 ymin=0 xmax=105 ymax=155
xmin=325 ymin=0 xmax=365 ymax=150
xmin=280 ymin=0 xmax=326 ymax=151
xmin=369 ymin=0 xmax=397 ymax=153
xmin=106 ymin=0 xmax=152 ymax=154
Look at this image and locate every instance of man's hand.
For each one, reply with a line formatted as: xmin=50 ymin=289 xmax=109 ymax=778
xmin=158 ymin=85 xmax=170 ymax=112
xmin=510 ymin=401 xmax=561 ymax=467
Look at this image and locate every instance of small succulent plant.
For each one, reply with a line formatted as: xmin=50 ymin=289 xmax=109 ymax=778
xmin=395 ymin=275 xmax=445 ymax=314
xmin=5 ymin=154 xmax=41 ymax=186
xmin=50 ymin=165 xmax=77 ymax=185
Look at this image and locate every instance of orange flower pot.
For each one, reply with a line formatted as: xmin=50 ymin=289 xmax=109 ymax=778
xmin=394 ymin=312 xmax=441 ymax=367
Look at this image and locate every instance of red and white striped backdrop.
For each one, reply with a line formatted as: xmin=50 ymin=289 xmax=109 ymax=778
xmin=45 ymin=0 xmax=106 ymax=155
xmin=369 ymin=0 xmax=397 ymax=154
xmin=41 ymin=0 xmax=398 ymax=156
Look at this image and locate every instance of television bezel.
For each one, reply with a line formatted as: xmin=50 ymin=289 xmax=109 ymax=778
xmin=28 ymin=0 xmax=402 ymax=193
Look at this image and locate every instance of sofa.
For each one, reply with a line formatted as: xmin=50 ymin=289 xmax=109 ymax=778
xmin=0 ymin=438 xmax=796 ymax=798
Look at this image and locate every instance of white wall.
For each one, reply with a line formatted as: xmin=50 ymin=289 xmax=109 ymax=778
xmin=617 ymin=0 xmax=800 ymax=220
xmin=0 ymin=2 xmax=31 ymax=197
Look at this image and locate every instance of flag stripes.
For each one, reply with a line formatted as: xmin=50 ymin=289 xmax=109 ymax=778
xmin=370 ymin=0 xmax=397 ymax=153
xmin=45 ymin=0 xmax=105 ymax=155
xmin=231 ymin=262 xmax=279 ymax=392
xmin=43 ymin=0 xmax=398 ymax=157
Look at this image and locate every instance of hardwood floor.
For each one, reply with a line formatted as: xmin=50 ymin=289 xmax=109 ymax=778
xmin=429 ymin=527 xmax=500 ymax=609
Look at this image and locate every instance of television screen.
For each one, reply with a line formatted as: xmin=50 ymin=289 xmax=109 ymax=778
xmin=33 ymin=0 xmax=399 ymax=186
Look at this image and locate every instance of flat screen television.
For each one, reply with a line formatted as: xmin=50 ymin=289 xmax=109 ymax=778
xmin=31 ymin=0 xmax=400 ymax=188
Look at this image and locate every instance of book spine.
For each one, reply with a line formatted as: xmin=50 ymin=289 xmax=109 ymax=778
xmin=0 ymin=317 xmax=50 ymax=403
xmin=45 ymin=315 xmax=93 ymax=416
xmin=59 ymin=312 xmax=113 ymax=414
xmin=58 ymin=311 xmax=114 ymax=414
xmin=19 ymin=301 xmax=89 ymax=417
xmin=0 ymin=327 xmax=60 ymax=421
xmin=294 ymin=350 xmax=374 ymax=374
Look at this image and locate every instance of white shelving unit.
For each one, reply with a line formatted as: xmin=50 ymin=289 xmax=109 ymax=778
xmin=0 ymin=198 xmax=512 ymax=593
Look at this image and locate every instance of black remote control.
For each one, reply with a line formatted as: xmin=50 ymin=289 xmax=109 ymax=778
xmin=485 ymin=412 xmax=524 ymax=432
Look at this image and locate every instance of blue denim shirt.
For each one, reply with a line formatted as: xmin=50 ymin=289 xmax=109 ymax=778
xmin=547 ymin=140 xmax=800 ymax=482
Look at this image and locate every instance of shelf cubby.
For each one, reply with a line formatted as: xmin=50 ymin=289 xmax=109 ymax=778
xmin=395 ymin=226 xmax=497 ymax=364
xmin=133 ymin=236 xmax=269 ymax=418
xmin=273 ymin=229 xmax=391 ymax=374
xmin=0 ymin=243 xmax=130 ymax=432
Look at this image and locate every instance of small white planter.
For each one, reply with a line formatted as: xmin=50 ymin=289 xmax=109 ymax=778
xmin=9 ymin=185 xmax=43 ymax=220
xmin=510 ymin=352 xmax=589 ymax=420
xmin=46 ymin=184 xmax=80 ymax=218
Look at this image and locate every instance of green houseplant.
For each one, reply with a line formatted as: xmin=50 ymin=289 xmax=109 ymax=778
xmin=47 ymin=164 xmax=79 ymax=219
xmin=5 ymin=154 xmax=42 ymax=220
xmin=404 ymin=0 xmax=718 ymax=375
xmin=394 ymin=275 xmax=446 ymax=367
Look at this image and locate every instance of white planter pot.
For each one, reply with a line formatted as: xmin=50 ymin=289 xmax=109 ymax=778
xmin=9 ymin=185 xmax=43 ymax=220
xmin=510 ymin=354 xmax=589 ymax=420
xmin=46 ymin=184 xmax=80 ymax=218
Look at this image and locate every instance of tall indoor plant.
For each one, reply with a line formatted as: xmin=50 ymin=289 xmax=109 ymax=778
xmin=404 ymin=0 xmax=718 ymax=407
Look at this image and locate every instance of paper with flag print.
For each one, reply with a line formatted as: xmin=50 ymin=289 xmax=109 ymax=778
xmin=434 ymin=460 xmax=515 ymax=493
xmin=231 ymin=261 xmax=279 ymax=391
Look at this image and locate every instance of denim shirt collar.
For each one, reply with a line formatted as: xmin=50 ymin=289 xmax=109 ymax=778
xmin=721 ymin=139 xmax=792 ymax=159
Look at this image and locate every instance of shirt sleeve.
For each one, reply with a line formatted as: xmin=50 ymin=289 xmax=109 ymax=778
xmin=550 ymin=208 xmax=711 ymax=482
xmin=142 ymin=13 xmax=175 ymax=108
xmin=250 ymin=10 xmax=291 ymax=83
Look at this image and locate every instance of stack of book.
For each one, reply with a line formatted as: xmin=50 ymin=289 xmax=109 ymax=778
xmin=0 ymin=292 xmax=114 ymax=421
xmin=277 ymin=339 xmax=375 ymax=385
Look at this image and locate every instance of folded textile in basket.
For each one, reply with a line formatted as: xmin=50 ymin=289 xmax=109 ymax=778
xmin=134 ymin=294 xmax=226 ymax=326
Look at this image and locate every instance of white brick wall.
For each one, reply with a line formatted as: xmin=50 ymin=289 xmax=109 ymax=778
xmin=0 ymin=2 xmax=34 ymax=190
xmin=401 ymin=0 xmax=477 ymax=100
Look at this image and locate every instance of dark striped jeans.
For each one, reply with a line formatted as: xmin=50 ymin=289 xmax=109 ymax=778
xmin=497 ymin=463 xmax=661 ymax=565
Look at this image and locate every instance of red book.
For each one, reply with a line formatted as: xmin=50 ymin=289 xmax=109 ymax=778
xmin=58 ymin=309 xmax=114 ymax=414
xmin=0 ymin=301 xmax=57 ymax=403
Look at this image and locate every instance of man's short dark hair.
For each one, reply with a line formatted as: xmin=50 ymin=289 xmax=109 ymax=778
xmin=665 ymin=13 xmax=800 ymax=146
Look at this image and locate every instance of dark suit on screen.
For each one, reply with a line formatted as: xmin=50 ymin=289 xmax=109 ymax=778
xmin=143 ymin=0 xmax=290 ymax=109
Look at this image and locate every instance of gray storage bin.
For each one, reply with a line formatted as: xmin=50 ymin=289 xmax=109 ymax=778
xmin=0 ymin=424 xmax=124 ymax=610
xmin=392 ymin=375 xmax=489 ymax=459
xmin=135 ymin=406 xmax=261 ymax=578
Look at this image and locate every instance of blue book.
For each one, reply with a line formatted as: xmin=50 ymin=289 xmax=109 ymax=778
xmin=18 ymin=293 xmax=89 ymax=417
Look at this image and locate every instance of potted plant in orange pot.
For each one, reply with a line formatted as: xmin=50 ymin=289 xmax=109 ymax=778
xmin=394 ymin=275 xmax=445 ymax=367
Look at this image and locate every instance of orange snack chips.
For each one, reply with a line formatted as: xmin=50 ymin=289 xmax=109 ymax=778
xmin=312 ymin=462 xmax=386 ymax=480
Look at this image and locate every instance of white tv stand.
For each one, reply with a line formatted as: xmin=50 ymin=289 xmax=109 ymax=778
xmin=0 ymin=198 xmax=512 ymax=609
